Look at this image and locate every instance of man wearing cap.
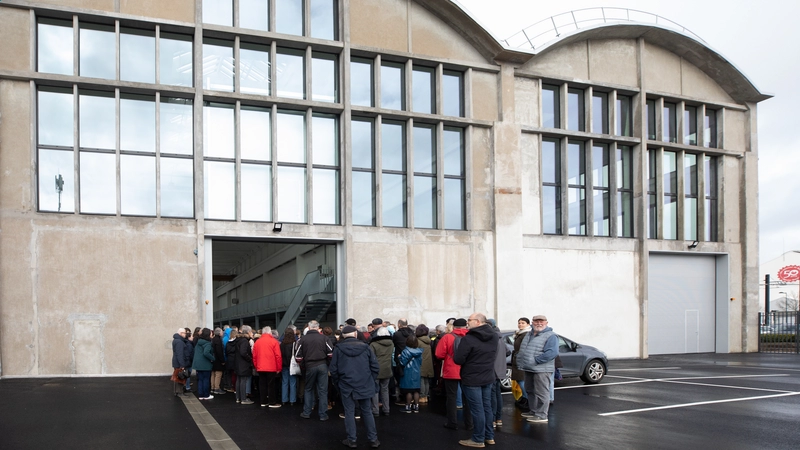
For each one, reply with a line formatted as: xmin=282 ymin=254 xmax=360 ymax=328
xmin=435 ymin=318 xmax=472 ymax=431
xmin=330 ymin=325 xmax=381 ymax=448
xmin=346 ymin=318 xmax=370 ymax=343
xmin=516 ymin=315 xmax=558 ymax=424
xmin=369 ymin=318 xmax=384 ymax=339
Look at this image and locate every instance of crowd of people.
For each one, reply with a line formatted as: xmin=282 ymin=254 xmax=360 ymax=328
xmin=170 ymin=314 xmax=560 ymax=448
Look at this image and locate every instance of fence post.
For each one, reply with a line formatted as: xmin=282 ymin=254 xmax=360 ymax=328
xmin=758 ymin=312 xmax=762 ymax=352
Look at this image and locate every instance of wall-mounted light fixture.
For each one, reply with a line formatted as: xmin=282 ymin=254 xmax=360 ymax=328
xmin=688 ymin=240 xmax=699 ymax=249
xmin=273 ymin=223 xmax=283 ymax=232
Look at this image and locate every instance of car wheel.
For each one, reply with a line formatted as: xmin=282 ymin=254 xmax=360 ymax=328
xmin=500 ymin=367 xmax=512 ymax=391
xmin=580 ymin=359 xmax=606 ymax=384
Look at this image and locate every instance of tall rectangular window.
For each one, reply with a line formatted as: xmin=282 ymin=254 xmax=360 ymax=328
xmin=592 ymin=143 xmax=610 ymax=236
xmin=277 ymin=111 xmax=307 ymax=222
xmin=616 ymin=146 xmax=633 ymax=237
xmin=121 ymin=154 xmax=156 ymax=216
xmin=380 ymin=62 xmax=404 ymax=111
xmin=567 ymin=141 xmax=586 ymax=235
xmin=80 ymin=152 xmax=116 ymax=214
xmin=542 ymin=139 xmax=561 ymax=234
xmin=202 ymin=39 xmax=234 ymax=92
xmin=241 ymin=106 xmax=271 ymax=222
xmin=443 ymin=128 xmax=465 ymax=230
xmin=567 ymin=88 xmax=585 ymax=132
xmin=312 ymin=53 xmax=337 ymax=103
xmin=413 ymin=125 xmax=436 ymax=229
xmin=351 ymin=118 xmax=375 ymax=226
xmin=615 ymin=95 xmax=632 ymax=137
xmin=350 ymin=58 xmax=373 ymax=107
xmin=381 ymin=121 xmax=406 ymax=227
xmin=412 ymin=66 xmax=435 ymax=114
xmin=276 ymin=0 xmax=304 ymax=36
xmin=203 ymin=103 xmax=235 ymax=220
xmin=312 ymin=115 xmax=339 ymax=224
xmin=663 ymin=102 xmax=677 ymax=143
xmin=704 ymin=156 xmax=718 ymax=241
xmin=276 ymin=48 xmax=305 ymax=99
xmin=203 ymin=0 xmax=234 ymax=27
xmin=240 ymin=43 xmax=271 ymax=96
xmin=704 ymin=110 xmax=717 ymax=148
xmin=80 ymin=23 xmax=116 ymax=79
xmin=38 ymin=19 xmax=73 ymax=75
xmin=120 ymin=28 xmax=155 ymax=84
xmin=662 ymin=151 xmax=677 ymax=239
xmin=160 ymin=33 xmax=193 ymax=87
xmin=542 ymin=84 xmax=560 ymax=128
xmin=38 ymin=89 xmax=75 ymax=213
xmin=684 ymin=105 xmax=698 ymax=145
xmin=309 ymin=0 xmax=336 ymax=40
xmin=442 ymin=71 xmax=463 ymax=117
xmin=240 ymin=0 xmax=269 ymax=31
xmin=684 ymin=153 xmax=698 ymax=241
xmin=646 ymin=99 xmax=656 ymax=140
xmin=647 ymin=150 xmax=657 ymax=238
xmin=592 ymin=92 xmax=608 ymax=134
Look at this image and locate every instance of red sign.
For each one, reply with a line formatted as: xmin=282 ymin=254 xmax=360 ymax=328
xmin=777 ymin=265 xmax=800 ymax=282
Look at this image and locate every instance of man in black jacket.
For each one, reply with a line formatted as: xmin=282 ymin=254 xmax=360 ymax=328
xmin=296 ymin=320 xmax=333 ymax=421
xmin=330 ymin=326 xmax=381 ymax=448
xmin=453 ymin=313 xmax=498 ymax=448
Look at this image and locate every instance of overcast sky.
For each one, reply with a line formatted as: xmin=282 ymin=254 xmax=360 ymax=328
xmin=457 ymin=0 xmax=800 ymax=263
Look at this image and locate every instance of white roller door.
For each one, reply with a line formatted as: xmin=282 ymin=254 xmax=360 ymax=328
xmin=648 ymin=254 xmax=716 ymax=355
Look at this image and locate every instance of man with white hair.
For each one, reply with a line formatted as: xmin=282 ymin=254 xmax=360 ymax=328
xmin=296 ymin=320 xmax=333 ymax=421
xmin=253 ymin=326 xmax=282 ymax=408
xmin=330 ymin=325 xmax=381 ymax=448
xmin=516 ymin=315 xmax=558 ymax=424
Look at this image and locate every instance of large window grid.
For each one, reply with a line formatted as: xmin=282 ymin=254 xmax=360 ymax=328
xmin=646 ymin=97 xmax=721 ymax=149
xmin=203 ymin=0 xmax=338 ymax=41
xmin=36 ymin=87 xmax=195 ymax=217
xmin=350 ymin=56 xmax=465 ymax=118
xmin=352 ymin=116 xmax=466 ymax=230
xmin=37 ymin=18 xmax=194 ymax=87
xmin=203 ymin=103 xmax=340 ymax=224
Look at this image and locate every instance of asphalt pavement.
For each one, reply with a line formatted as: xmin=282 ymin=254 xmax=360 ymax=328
xmin=1 ymin=353 xmax=799 ymax=449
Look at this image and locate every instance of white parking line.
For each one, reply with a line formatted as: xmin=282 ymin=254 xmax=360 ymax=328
xmin=557 ymin=373 xmax=791 ymax=391
xmin=658 ymin=379 xmax=794 ymax=394
xmin=611 ymin=367 xmax=682 ymax=371
xmin=599 ymin=391 xmax=800 ymax=416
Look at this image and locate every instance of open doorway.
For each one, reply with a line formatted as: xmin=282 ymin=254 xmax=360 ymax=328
xmin=210 ymin=239 xmax=338 ymax=332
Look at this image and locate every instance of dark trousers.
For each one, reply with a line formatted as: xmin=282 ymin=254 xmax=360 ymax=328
xmin=258 ymin=371 xmax=280 ymax=405
xmin=444 ymin=379 xmax=472 ymax=428
xmin=341 ymin=393 xmax=378 ymax=443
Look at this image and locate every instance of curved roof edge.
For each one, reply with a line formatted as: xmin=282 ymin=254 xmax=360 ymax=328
xmin=429 ymin=2 xmax=770 ymax=104
xmin=526 ymin=23 xmax=771 ymax=103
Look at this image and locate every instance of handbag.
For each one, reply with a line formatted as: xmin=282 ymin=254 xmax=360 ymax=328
xmin=177 ymin=369 xmax=190 ymax=380
xmin=289 ymin=342 xmax=302 ymax=376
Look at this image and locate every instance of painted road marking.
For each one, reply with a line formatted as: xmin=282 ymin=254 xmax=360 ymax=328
xmin=599 ymin=391 xmax=800 ymax=416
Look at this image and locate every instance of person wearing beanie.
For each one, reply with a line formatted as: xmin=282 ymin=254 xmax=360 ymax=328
xmin=435 ymin=318 xmax=472 ymax=431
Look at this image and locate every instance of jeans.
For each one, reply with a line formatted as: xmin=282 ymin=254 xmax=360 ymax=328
xmin=342 ymin=393 xmax=378 ymax=443
xmin=281 ymin=367 xmax=297 ymax=403
xmin=518 ymin=379 xmax=528 ymax=399
xmin=303 ymin=364 xmax=329 ymax=419
xmin=420 ymin=377 xmax=430 ymax=398
xmin=236 ymin=375 xmax=251 ymax=402
xmin=491 ymin=379 xmax=503 ymax=421
xmin=258 ymin=372 xmax=279 ymax=405
xmin=196 ymin=370 xmax=211 ymax=398
xmin=456 ymin=383 xmax=463 ymax=407
xmin=371 ymin=378 xmax=390 ymax=415
xmin=524 ymin=371 xmax=552 ymax=420
xmin=462 ymin=384 xmax=494 ymax=443
xmin=444 ymin=379 xmax=472 ymax=428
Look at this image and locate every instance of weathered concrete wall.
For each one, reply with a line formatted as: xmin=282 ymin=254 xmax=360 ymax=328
xmin=408 ymin=1 xmax=486 ymax=63
xmin=350 ymin=0 xmax=408 ymax=52
xmin=522 ymin=41 xmax=589 ymax=81
xmin=120 ymin=0 xmax=195 ymax=23
xmin=588 ymin=39 xmax=638 ymax=87
xmin=0 ymin=8 xmax=31 ymax=72
xmin=471 ymin=71 xmax=498 ymax=122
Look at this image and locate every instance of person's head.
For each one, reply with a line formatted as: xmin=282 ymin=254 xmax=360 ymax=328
xmin=184 ymin=327 xmax=192 ymax=336
xmin=241 ymin=325 xmax=253 ymax=336
xmin=435 ymin=324 xmax=446 ymax=335
xmin=415 ymin=324 xmax=429 ymax=337
xmin=467 ymin=313 xmax=487 ymax=328
xmin=214 ymin=327 xmax=223 ymax=337
xmin=452 ymin=318 xmax=467 ymax=329
xmin=200 ymin=328 xmax=212 ymax=340
xmin=334 ymin=329 xmax=342 ymax=340
xmin=341 ymin=325 xmax=358 ymax=338
xmin=376 ymin=326 xmax=390 ymax=337
xmin=223 ymin=324 xmax=230 ymax=330
xmin=397 ymin=319 xmax=408 ymax=328
xmin=271 ymin=330 xmax=279 ymax=339
xmin=261 ymin=326 xmax=272 ymax=336
xmin=283 ymin=328 xmax=295 ymax=344
xmin=532 ymin=315 xmax=548 ymax=332
xmin=367 ymin=324 xmax=374 ymax=332
xmin=323 ymin=326 xmax=333 ymax=336
xmin=308 ymin=320 xmax=320 ymax=330
xmin=405 ymin=334 xmax=419 ymax=349
xmin=518 ymin=317 xmax=530 ymax=330
xmin=372 ymin=318 xmax=383 ymax=327
xmin=193 ymin=327 xmax=201 ymax=337
xmin=177 ymin=328 xmax=187 ymax=337
xmin=345 ymin=318 xmax=357 ymax=326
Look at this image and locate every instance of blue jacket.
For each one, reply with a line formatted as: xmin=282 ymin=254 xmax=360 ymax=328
xmin=517 ymin=326 xmax=558 ymax=373
xmin=222 ymin=328 xmax=232 ymax=362
xmin=398 ymin=347 xmax=423 ymax=389
xmin=329 ymin=337 xmax=380 ymax=400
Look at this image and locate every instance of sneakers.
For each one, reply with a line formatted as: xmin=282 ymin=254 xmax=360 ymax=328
xmin=485 ymin=439 xmax=496 ymax=445
xmin=241 ymin=399 xmax=254 ymax=405
xmin=338 ymin=413 xmax=361 ymax=419
xmin=404 ymin=404 xmax=412 ymax=414
xmin=520 ymin=412 xmax=536 ymax=418
xmin=342 ymin=439 xmax=357 ymax=448
xmin=458 ymin=439 xmax=486 ymax=448
xmin=320 ymin=415 xmax=329 ymax=421
xmin=300 ymin=413 xmax=311 ymax=419
xmin=413 ymin=403 xmax=419 ymax=413
xmin=370 ymin=440 xmax=381 ymax=448
xmin=261 ymin=404 xmax=267 ymax=407
xmin=494 ymin=420 xmax=502 ymax=427
xmin=269 ymin=404 xmax=281 ymax=408
xmin=527 ymin=417 xmax=548 ymax=423
xmin=198 ymin=395 xmax=214 ymax=400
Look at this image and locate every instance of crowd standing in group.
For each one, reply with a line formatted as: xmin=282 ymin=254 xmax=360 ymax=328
xmin=169 ymin=312 xmax=560 ymax=448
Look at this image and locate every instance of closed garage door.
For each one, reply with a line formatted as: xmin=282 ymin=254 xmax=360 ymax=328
xmin=648 ymin=254 xmax=716 ymax=354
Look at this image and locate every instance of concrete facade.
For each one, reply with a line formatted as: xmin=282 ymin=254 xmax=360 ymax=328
xmin=0 ymin=0 xmax=767 ymax=376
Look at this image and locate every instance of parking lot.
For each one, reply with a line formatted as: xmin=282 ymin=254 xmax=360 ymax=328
xmin=1 ymin=353 xmax=798 ymax=449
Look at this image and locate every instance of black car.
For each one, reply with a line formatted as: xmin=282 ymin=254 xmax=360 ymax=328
xmin=500 ymin=331 xmax=608 ymax=390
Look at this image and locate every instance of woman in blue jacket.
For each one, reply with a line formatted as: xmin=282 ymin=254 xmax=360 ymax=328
xmin=398 ymin=334 xmax=424 ymax=413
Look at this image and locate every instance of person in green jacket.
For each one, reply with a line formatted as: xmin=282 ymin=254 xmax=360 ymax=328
xmin=369 ymin=326 xmax=394 ymax=416
xmin=193 ymin=328 xmax=215 ymax=400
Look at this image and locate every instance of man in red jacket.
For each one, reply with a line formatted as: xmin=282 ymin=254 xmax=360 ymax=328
xmin=435 ymin=318 xmax=472 ymax=431
xmin=253 ymin=326 xmax=283 ymax=408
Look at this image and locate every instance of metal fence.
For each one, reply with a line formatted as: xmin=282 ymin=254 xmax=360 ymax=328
xmin=758 ymin=311 xmax=799 ymax=354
